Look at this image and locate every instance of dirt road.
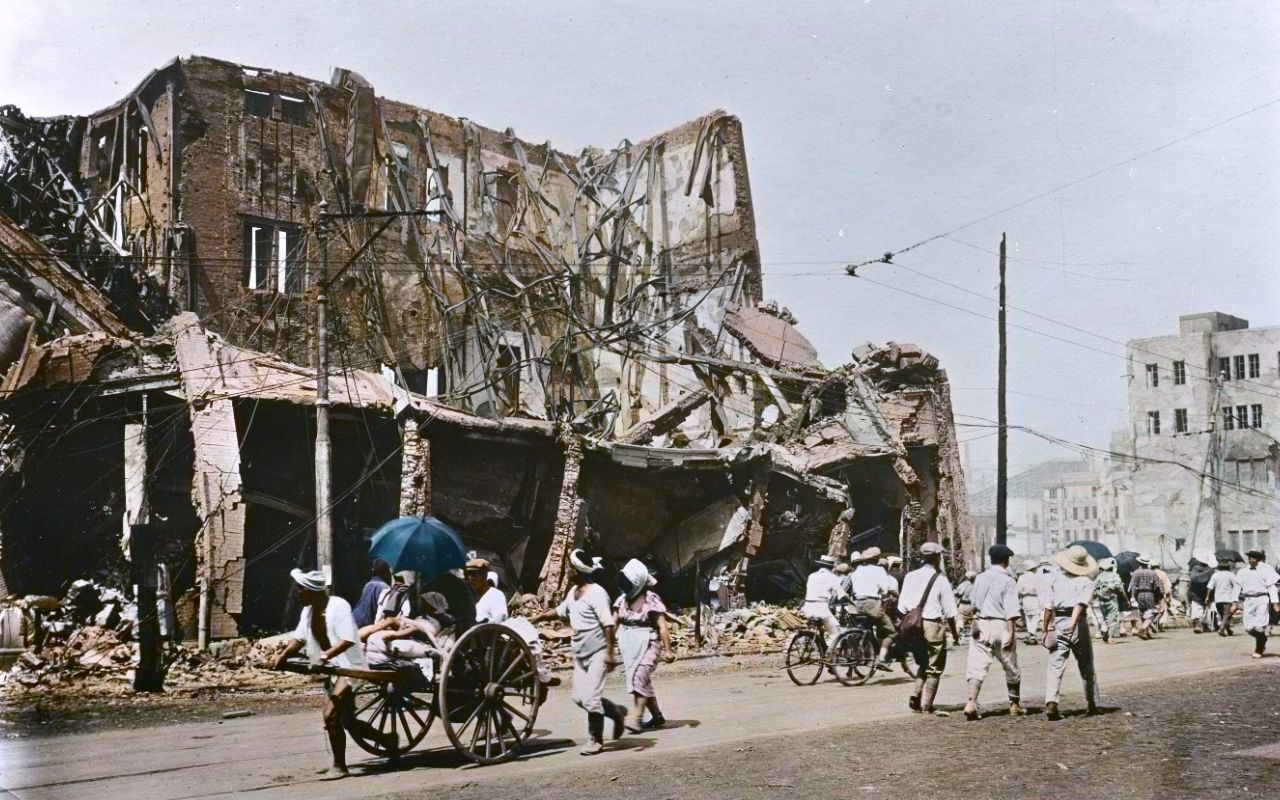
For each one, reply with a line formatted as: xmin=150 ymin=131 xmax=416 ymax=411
xmin=1 ymin=630 xmax=1275 ymax=799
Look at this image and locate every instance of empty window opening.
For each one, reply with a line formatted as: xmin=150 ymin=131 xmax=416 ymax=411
xmin=244 ymin=89 xmax=272 ymax=119
xmin=279 ymin=95 xmax=308 ymax=126
xmin=244 ymin=221 xmax=303 ymax=293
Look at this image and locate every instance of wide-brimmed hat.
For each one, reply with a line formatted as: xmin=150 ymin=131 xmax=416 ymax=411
xmin=815 ymin=554 xmax=838 ymax=568
xmin=861 ymin=546 xmax=882 ymax=562
xmin=1022 ymin=559 xmax=1038 ymax=571
xmin=1038 ymin=556 xmax=1051 ymax=566
xmin=1054 ymin=545 xmax=1097 ymax=576
xmin=1098 ymin=557 xmax=1117 ymax=571
xmin=569 ymin=549 xmax=604 ymax=574
xmin=1136 ymin=553 xmax=1152 ymax=567
xmin=619 ymin=558 xmax=657 ymax=599
xmin=885 ymin=555 xmax=903 ymax=566
xmin=290 ymin=568 xmax=327 ymax=592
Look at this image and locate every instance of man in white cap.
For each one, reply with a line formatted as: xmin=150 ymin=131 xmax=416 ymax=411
xmin=1127 ymin=554 xmax=1164 ymax=640
xmin=1206 ymin=560 xmax=1240 ymax=636
xmin=897 ymin=541 xmax=960 ymax=715
xmin=271 ymin=568 xmax=395 ymax=779
xmin=1238 ymin=550 xmax=1280 ymax=658
xmin=1039 ymin=545 xmax=1103 ymax=720
xmin=801 ymin=554 xmax=849 ymax=650
xmin=1015 ymin=559 xmax=1046 ymax=645
xmin=531 ymin=549 xmax=626 ymax=754
xmin=847 ymin=547 xmax=899 ymax=669
xmin=963 ymin=544 xmax=1023 ymax=720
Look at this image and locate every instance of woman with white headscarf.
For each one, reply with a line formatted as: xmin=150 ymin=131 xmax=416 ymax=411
xmin=615 ymin=559 xmax=675 ymax=732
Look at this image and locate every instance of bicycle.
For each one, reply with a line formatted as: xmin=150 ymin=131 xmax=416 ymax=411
xmin=784 ymin=606 xmax=878 ymax=687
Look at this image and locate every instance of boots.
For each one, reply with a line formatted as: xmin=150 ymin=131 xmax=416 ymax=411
xmin=1045 ymin=702 xmax=1062 ymax=721
xmin=921 ymin=677 xmax=945 ymax=716
xmin=601 ymin=699 xmax=626 ymax=739
xmin=1007 ymin=683 xmax=1024 ymax=716
xmin=581 ymin=712 xmax=605 ymax=755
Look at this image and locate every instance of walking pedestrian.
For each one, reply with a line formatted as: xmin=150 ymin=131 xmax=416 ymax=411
xmin=1092 ymin=558 xmax=1126 ymax=643
xmin=1206 ymin=561 xmax=1240 ymax=636
xmin=1154 ymin=563 xmax=1174 ymax=631
xmin=1040 ymin=545 xmax=1103 ymax=720
xmin=1187 ymin=561 xmax=1213 ymax=633
xmin=614 ymin=559 xmax=675 ymax=732
xmin=352 ymin=557 xmax=391 ymax=628
xmin=465 ymin=558 xmax=509 ymax=623
xmin=962 ymin=544 xmax=1024 ymax=721
xmin=1237 ymin=550 xmax=1280 ymax=659
xmin=955 ymin=570 xmax=976 ymax=641
xmin=848 ymin=547 xmax=899 ymax=669
xmin=531 ymin=549 xmax=627 ymax=755
xmin=1127 ymin=554 xmax=1164 ymax=640
xmin=1016 ymin=559 xmax=1044 ymax=644
xmin=897 ymin=542 xmax=960 ymax=716
xmin=270 ymin=569 xmax=396 ymax=779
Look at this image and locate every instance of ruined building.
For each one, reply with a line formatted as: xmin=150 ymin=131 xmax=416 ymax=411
xmin=0 ymin=56 xmax=973 ymax=641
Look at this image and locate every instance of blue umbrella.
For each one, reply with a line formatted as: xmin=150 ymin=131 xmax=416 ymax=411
xmin=368 ymin=516 xmax=468 ymax=583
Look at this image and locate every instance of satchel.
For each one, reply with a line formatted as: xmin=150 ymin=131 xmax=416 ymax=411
xmin=897 ymin=572 xmax=941 ymax=642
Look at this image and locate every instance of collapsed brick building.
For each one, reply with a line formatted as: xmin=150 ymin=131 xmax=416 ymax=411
xmin=0 ymin=55 xmax=974 ymax=642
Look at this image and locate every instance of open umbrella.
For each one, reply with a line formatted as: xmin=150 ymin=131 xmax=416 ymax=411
xmin=368 ymin=516 xmax=468 ymax=584
xmin=1115 ymin=551 xmax=1141 ymax=584
xmin=1067 ymin=540 xmax=1113 ymax=561
xmin=1215 ymin=548 xmax=1245 ymax=565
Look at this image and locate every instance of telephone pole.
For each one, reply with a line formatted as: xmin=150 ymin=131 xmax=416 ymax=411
xmin=314 ymin=210 xmax=333 ymax=585
xmin=996 ymin=232 xmax=1008 ymax=546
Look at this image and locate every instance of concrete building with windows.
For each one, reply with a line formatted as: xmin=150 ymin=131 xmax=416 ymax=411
xmin=1121 ymin=312 xmax=1280 ymax=567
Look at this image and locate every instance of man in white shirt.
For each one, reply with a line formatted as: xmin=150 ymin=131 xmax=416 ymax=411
xmin=848 ymin=546 xmax=900 ymax=668
xmin=1206 ymin=562 xmax=1240 ymax=636
xmin=465 ymin=558 xmax=509 ymax=624
xmin=1238 ymin=550 xmax=1280 ymax=658
xmin=897 ymin=542 xmax=960 ymax=715
xmin=963 ymin=544 xmax=1023 ymax=721
xmin=801 ymin=554 xmax=848 ymax=648
xmin=271 ymin=569 xmax=395 ymax=779
xmin=1015 ymin=559 xmax=1047 ymax=644
xmin=1039 ymin=546 xmax=1103 ymax=720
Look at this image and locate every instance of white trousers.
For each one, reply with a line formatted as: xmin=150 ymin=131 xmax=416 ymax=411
xmin=571 ymin=648 xmax=609 ymax=714
xmin=965 ymin=618 xmax=1021 ymax=692
xmin=1020 ymin=597 xmax=1042 ymax=636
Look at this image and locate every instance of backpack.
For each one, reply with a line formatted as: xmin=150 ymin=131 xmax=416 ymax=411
xmin=897 ymin=571 xmax=941 ymax=642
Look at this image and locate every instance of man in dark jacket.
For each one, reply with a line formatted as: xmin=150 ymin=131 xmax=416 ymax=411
xmin=352 ymin=558 xmax=391 ymax=628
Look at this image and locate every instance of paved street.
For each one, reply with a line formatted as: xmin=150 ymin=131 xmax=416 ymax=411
xmin=3 ymin=629 xmax=1278 ymax=799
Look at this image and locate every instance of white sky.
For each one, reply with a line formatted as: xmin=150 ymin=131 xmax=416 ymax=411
xmin=4 ymin=1 xmax=1279 ymax=480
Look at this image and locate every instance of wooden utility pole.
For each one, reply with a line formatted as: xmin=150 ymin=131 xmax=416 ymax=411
xmin=996 ymin=232 xmax=1008 ymax=546
xmin=314 ymin=214 xmax=333 ymax=585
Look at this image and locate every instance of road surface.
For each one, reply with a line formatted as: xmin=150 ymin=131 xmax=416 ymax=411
xmin=1 ymin=629 xmax=1277 ymax=799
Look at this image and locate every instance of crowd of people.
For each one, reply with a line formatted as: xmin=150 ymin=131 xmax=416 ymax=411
xmin=802 ymin=542 xmax=1280 ymax=722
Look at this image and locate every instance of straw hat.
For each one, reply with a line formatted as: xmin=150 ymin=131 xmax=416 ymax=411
xmin=1054 ymin=545 xmax=1097 ymax=576
xmin=861 ymin=546 xmax=882 ymax=562
xmin=1136 ymin=553 xmax=1152 ymax=567
xmin=1022 ymin=559 xmax=1038 ymax=571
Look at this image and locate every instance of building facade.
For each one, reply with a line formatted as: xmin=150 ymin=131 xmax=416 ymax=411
xmin=1122 ymin=312 xmax=1280 ymax=566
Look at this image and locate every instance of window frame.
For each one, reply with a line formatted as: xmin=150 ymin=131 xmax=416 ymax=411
xmin=1174 ymin=407 xmax=1188 ymax=433
xmin=1172 ymin=360 xmax=1186 ymax=385
xmin=1248 ymin=353 xmax=1261 ymax=379
xmin=243 ymin=219 xmax=305 ymax=294
xmin=1145 ymin=363 xmax=1159 ymax=388
xmin=1146 ymin=410 xmax=1161 ymax=435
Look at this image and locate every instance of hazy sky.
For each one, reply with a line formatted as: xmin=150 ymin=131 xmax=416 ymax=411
xmin=5 ymin=1 xmax=1279 ymax=481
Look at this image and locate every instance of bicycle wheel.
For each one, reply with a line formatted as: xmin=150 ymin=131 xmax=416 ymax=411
xmin=830 ymin=631 xmax=859 ymax=686
xmin=785 ymin=630 xmax=824 ymax=686
xmin=849 ymin=631 xmax=878 ymax=685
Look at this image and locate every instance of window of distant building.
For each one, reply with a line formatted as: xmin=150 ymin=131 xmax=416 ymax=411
xmin=1173 ymin=361 xmax=1186 ymax=385
xmin=1251 ymin=403 xmax=1263 ymax=429
xmin=1219 ymin=357 xmax=1232 ymax=381
xmin=1174 ymin=408 xmax=1188 ymax=434
xmin=1248 ymin=353 xmax=1260 ymax=379
xmin=1145 ymin=363 xmax=1159 ymax=388
xmin=1146 ymin=410 xmax=1160 ymax=435
xmin=279 ymin=94 xmax=308 ymax=126
xmin=1237 ymin=405 xmax=1251 ymax=431
xmin=244 ymin=88 xmax=272 ymax=119
xmin=1224 ymin=407 xmax=1235 ymax=431
xmin=244 ymin=220 xmax=304 ymax=293
xmin=1234 ymin=355 xmax=1246 ymax=382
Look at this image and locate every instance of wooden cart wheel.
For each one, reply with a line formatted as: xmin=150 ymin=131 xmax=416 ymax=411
xmin=349 ymin=677 xmax=436 ymax=758
xmin=439 ymin=623 xmax=541 ymax=765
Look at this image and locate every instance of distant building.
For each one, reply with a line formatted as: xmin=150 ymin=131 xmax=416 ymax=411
xmin=970 ymin=459 xmax=1087 ymax=560
xmin=1121 ymin=312 xmax=1280 ymax=566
